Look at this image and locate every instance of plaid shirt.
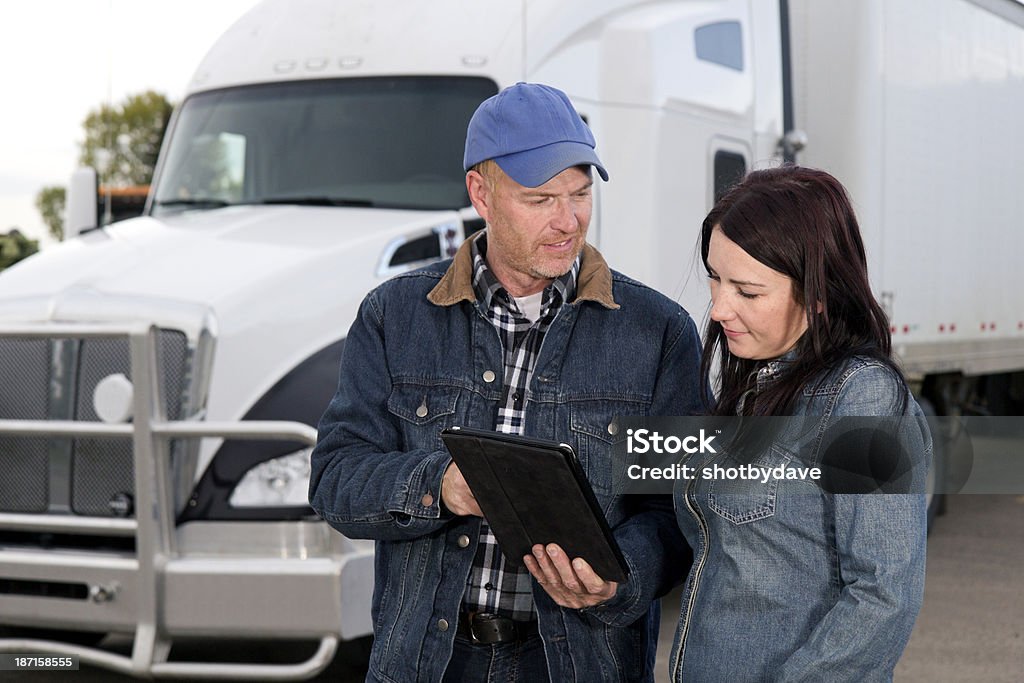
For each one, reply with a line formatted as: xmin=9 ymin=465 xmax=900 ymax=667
xmin=462 ymin=233 xmax=579 ymax=621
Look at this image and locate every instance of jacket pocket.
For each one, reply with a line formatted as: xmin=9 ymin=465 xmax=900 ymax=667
xmin=387 ymin=382 xmax=460 ymax=452
xmin=569 ymin=398 xmax=648 ymax=496
xmin=707 ymin=445 xmax=789 ymax=525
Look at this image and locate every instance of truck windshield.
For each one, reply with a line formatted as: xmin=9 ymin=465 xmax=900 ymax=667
xmin=151 ymin=76 xmax=497 ymax=215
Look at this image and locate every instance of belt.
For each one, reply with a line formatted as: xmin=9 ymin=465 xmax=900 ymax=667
xmin=456 ymin=612 xmax=539 ymax=645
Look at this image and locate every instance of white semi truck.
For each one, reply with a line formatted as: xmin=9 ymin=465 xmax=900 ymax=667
xmin=1 ymin=0 xmax=1022 ymax=678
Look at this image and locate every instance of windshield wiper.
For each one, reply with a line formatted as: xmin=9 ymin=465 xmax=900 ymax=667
xmin=252 ymin=196 xmax=375 ymax=208
xmin=153 ymin=198 xmax=233 ymax=209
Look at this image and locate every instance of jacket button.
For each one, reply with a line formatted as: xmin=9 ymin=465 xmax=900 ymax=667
xmin=482 ymin=370 xmax=496 ymax=383
xmin=607 ymin=422 xmax=619 ymax=436
xmin=438 ymin=618 xmax=449 ymax=631
xmin=416 ymin=404 xmax=428 ymax=418
xmin=457 ymin=534 xmax=470 ymax=548
xmin=421 ymin=493 xmax=434 ymax=507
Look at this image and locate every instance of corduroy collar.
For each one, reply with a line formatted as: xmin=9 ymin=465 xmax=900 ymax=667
xmin=426 ymin=231 xmax=619 ymax=310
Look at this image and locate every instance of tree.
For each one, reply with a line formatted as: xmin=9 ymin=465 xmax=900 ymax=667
xmin=35 ymin=185 xmax=66 ymax=241
xmin=0 ymin=229 xmax=40 ymax=271
xmin=35 ymin=90 xmax=173 ymax=240
xmin=79 ymin=90 xmax=174 ymax=186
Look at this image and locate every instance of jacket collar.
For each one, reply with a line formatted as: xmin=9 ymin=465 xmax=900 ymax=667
xmin=755 ymin=347 xmax=800 ymax=393
xmin=427 ymin=231 xmax=619 ymax=310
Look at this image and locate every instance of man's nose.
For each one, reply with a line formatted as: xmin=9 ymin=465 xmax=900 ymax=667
xmin=550 ymin=197 xmax=578 ymax=233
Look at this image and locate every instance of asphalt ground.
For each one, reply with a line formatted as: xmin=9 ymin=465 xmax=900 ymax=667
xmin=5 ymin=494 xmax=1022 ymax=682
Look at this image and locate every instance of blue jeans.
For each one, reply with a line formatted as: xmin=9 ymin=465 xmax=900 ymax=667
xmin=442 ymin=633 xmax=550 ymax=683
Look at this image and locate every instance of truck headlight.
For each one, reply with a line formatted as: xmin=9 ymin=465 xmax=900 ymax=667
xmin=229 ymin=449 xmax=311 ymax=507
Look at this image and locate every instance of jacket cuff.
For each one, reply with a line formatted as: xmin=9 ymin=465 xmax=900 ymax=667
xmin=387 ymin=448 xmax=452 ymax=521
xmin=580 ymin=553 xmax=641 ymax=625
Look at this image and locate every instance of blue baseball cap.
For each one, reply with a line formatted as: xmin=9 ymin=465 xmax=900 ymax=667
xmin=463 ymin=82 xmax=609 ymax=188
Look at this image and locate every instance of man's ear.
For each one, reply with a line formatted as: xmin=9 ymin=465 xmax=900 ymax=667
xmin=466 ymin=170 xmax=492 ymax=223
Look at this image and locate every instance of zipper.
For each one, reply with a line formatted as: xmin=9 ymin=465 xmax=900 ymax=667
xmin=670 ymin=455 xmax=715 ymax=682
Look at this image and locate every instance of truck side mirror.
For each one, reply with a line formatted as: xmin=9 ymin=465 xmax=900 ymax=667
xmin=65 ymin=167 xmax=99 ymax=240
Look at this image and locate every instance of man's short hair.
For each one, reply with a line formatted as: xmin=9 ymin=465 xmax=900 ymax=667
xmin=470 ymin=159 xmax=593 ymax=193
xmin=471 ymin=159 xmax=501 ymax=191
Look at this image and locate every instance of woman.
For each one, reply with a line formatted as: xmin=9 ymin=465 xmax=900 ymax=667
xmin=670 ymin=165 xmax=930 ymax=682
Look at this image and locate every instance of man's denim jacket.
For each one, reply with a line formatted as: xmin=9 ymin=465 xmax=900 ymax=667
xmin=669 ymin=356 xmax=931 ymax=682
xmin=310 ymin=239 xmax=703 ymax=682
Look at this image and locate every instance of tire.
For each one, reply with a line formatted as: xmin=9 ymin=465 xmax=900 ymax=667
xmin=918 ymin=397 xmax=947 ymax=532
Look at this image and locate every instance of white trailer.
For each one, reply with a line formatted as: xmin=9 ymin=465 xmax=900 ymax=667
xmin=788 ymin=0 xmax=1024 ymax=400
xmin=1 ymin=0 xmax=1022 ymax=678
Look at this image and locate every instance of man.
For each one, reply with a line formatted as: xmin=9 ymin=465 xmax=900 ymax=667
xmin=309 ymin=82 xmax=702 ymax=682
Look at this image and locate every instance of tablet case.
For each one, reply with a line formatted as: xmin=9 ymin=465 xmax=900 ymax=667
xmin=440 ymin=426 xmax=629 ymax=583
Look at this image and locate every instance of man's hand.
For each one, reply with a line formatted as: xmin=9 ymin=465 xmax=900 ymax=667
xmin=441 ymin=462 xmax=483 ymax=517
xmin=523 ymin=543 xmax=618 ymax=609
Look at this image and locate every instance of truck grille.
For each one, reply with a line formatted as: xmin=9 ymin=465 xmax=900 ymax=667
xmin=0 ymin=330 xmax=189 ymax=517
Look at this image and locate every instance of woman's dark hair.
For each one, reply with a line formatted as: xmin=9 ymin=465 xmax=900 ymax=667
xmin=700 ymin=165 xmax=905 ymax=416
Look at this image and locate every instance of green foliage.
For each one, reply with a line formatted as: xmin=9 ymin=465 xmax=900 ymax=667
xmin=36 ymin=90 xmax=173 ymax=241
xmin=35 ymin=185 xmax=66 ymax=241
xmin=79 ymin=90 xmax=174 ymax=187
xmin=0 ymin=230 xmax=40 ymax=271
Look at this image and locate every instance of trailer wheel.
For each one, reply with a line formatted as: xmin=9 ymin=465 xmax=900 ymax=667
xmin=918 ymin=397 xmax=947 ymax=532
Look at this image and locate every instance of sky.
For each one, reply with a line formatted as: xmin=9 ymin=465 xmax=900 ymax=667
xmin=0 ymin=0 xmax=260 ymax=248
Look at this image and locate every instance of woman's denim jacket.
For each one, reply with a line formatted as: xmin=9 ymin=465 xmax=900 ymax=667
xmin=310 ymin=240 xmax=703 ymax=683
xmin=669 ymin=356 xmax=930 ymax=682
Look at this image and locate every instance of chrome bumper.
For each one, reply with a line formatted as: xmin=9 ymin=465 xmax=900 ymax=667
xmin=0 ymin=324 xmax=374 ymax=679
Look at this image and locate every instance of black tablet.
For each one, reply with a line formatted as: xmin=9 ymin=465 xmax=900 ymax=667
xmin=440 ymin=426 xmax=629 ymax=583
